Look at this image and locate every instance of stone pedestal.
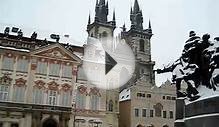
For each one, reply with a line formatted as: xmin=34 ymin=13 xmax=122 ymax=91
xmin=175 ymin=96 xmax=219 ymax=127
xmin=174 ymin=98 xmax=185 ymax=127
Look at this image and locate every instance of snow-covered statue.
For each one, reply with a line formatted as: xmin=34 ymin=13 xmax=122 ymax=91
xmin=156 ymin=31 xmax=218 ymax=101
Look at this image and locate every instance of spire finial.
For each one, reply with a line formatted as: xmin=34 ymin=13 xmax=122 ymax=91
xmin=113 ymin=9 xmax=116 ymax=21
xmin=88 ymin=13 xmax=91 ymax=25
xmin=149 ymin=19 xmax=151 ymax=29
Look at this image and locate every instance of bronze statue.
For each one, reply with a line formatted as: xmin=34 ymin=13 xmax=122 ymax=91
xmin=156 ymin=31 xmax=218 ymax=101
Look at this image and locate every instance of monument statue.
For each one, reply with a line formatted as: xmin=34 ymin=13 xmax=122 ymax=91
xmin=156 ymin=31 xmax=219 ymax=101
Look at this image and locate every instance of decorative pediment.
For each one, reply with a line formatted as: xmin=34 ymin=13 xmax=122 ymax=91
xmin=0 ymin=74 xmax=12 ymax=85
xmin=47 ymin=81 xmax=59 ymax=91
xmin=31 ymin=43 xmax=81 ymax=63
xmin=77 ymin=85 xmax=88 ymax=95
xmin=89 ymin=87 xmax=101 ymax=97
xmin=34 ymin=80 xmax=46 ymax=89
xmin=61 ymin=83 xmax=72 ymax=92
xmin=14 ymin=78 xmax=26 ymax=87
xmin=36 ymin=47 xmax=71 ymax=59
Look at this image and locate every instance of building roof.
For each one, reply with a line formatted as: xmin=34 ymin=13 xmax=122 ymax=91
xmin=119 ymin=88 xmax=131 ymax=102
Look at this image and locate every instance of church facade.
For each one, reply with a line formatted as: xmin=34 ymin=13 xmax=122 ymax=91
xmin=119 ymin=0 xmax=176 ymax=127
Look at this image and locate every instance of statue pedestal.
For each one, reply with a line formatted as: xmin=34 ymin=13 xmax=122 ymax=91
xmin=175 ymin=95 xmax=219 ymax=127
xmin=184 ymin=96 xmax=219 ymax=127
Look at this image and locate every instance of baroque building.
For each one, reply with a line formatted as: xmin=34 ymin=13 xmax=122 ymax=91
xmin=119 ymin=0 xmax=176 ymax=127
xmin=0 ymin=0 xmax=119 ymax=127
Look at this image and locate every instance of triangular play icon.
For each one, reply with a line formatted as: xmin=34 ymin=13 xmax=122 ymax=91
xmin=105 ymin=51 xmax=117 ymax=75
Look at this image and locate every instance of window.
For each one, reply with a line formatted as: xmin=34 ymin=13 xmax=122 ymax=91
xmin=76 ymin=91 xmax=85 ymax=109
xmin=36 ymin=61 xmax=47 ymax=75
xmin=163 ymin=96 xmax=165 ymax=100
xmin=150 ymin=110 xmax=154 ymax=117
xmin=167 ymin=96 xmax=171 ymax=100
xmin=163 ymin=111 xmax=167 ymax=118
xmin=169 ymin=111 xmax=174 ymax=119
xmin=137 ymin=93 xmax=145 ymax=98
xmin=61 ymin=91 xmax=71 ymax=106
xmin=147 ymin=94 xmax=151 ymax=98
xmin=0 ymin=85 xmax=9 ymax=101
xmin=142 ymin=109 xmax=147 ymax=117
xmin=102 ymin=31 xmax=108 ymax=38
xmin=154 ymin=103 xmax=163 ymax=117
xmin=62 ymin=65 xmax=72 ymax=78
xmin=90 ymin=95 xmax=99 ymax=110
xmin=13 ymin=86 xmax=25 ymax=102
xmin=135 ymin=108 xmax=139 ymax=117
xmin=49 ymin=63 xmax=60 ymax=76
xmin=48 ymin=90 xmax=57 ymax=105
xmin=172 ymin=97 xmax=176 ymax=100
xmin=33 ymin=88 xmax=43 ymax=104
xmin=139 ymin=40 xmax=145 ymax=52
xmin=2 ymin=57 xmax=14 ymax=70
xmin=108 ymin=100 xmax=113 ymax=112
xmin=17 ymin=59 xmax=28 ymax=72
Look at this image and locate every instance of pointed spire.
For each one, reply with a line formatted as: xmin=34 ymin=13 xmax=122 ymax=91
xmin=88 ymin=13 xmax=91 ymax=25
xmin=133 ymin=0 xmax=140 ymax=13
xmin=148 ymin=19 xmax=152 ymax=33
xmin=113 ymin=9 xmax=116 ymax=21
xmin=96 ymin=0 xmax=98 ymax=6
xmin=148 ymin=19 xmax=151 ymax=29
xmin=106 ymin=0 xmax=108 ymax=8
xmin=112 ymin=9 xmax=116 ymax=27
xmin=99 ymin=0 xmax=105 ymax=5
xmin=130 ymin=6 xmax=133 ymax=14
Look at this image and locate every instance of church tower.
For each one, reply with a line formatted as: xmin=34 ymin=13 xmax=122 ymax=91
xmin=121 ymin=0 xmax=155 ymax=86
xmin=86 ymin=1 xmax=119 ymax=126
xmin=87 ymin=0 xmax=116 ymax=50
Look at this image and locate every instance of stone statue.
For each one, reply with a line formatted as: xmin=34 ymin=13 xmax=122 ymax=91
xmin=156 ymin=31 xmax=219 ymax=101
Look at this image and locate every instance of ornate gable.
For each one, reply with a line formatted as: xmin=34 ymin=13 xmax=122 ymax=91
xmin=31 ymin=43 xmax=81 ymax=63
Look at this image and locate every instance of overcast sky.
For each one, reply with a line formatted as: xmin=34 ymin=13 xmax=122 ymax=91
xmin=1 ymin=0 xmax=219 ymax=86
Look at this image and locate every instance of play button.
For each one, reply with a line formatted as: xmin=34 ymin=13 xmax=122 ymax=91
xmin=82 ymin=37 xmax=135 ymax=90
xmin=105 ymin=51 xmax=117 ymax=75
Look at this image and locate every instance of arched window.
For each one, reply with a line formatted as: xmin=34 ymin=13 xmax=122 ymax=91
xmin=76 ymin=88 xmax=86 ymax=109
xmin=139 ymin=40 xmax=145 ymax=52
xmin=154 ymin=103 xmax=163 ymax=117
xmin=102 ymin=31 xmax=108 ymax=38
xmin=108 ymin=100 xmax=113 ymax=112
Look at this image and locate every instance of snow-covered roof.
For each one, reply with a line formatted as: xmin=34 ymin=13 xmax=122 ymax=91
xmin=119 ymin=88 xmax=131 ymax=102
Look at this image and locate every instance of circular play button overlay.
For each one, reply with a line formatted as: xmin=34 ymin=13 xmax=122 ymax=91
xmin=82 ymin=37 xmax=135 ymax=90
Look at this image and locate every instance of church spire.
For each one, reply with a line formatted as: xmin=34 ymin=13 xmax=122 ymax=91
xmin=112 ymin=9 xmax=116 ymax=27
xmin=133 ymin=0 xmax=140 ymax=13
xmin=148 ymin=19 xmax=152 ymax=33
xmin=88 ymin=13 xmax=91 ymax=25
xmin=130 ymin=0 xmax=143 ymax=30
xmin=94 ymin=0 xmax=108 ymax=23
